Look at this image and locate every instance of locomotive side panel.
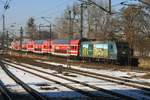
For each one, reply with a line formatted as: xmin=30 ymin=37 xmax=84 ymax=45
xmin=80 ymin=41 xmax=110 ymax=59
xmin=93 ymin=43 xmax=108 ymax=59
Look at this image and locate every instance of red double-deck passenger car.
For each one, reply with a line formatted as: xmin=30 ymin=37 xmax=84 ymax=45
xmin=27 ymin=40 xmax=35 ymax=52
xmin=51 ymin=39 xmax=69 ymax=56
xmin=11 ymin=38 xmax=88 ymax=57
xmin=70 ymin=40 xmax=80 ymax=56
xmin=33 ymin=40 xmax=52 ymax=53
xmin=42 ymin=40 xmax=52 ymax=53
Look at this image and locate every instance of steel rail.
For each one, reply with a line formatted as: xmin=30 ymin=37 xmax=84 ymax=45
xmin=4 ymin=62 xmax=112 ymax=100
xmin=0 ymin=61 xmax=47 ymax=100
xmin=34 ymin=59 xmax=150 ymax=89
xmin=4 ymin=61 xmax=137 ymax=100
xmin=0 ymin=83 xmax=12 ymax=100
xmin=68 ymin=68 xmax=150 ymax=93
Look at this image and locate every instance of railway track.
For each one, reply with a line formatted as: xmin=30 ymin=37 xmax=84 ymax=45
xmin=3 ymin=62 xmax=120 ymax=100
xmin=35 ymin=60 xmax=150 ymax=91
xmin=68 ymin=68 xmax=150 ymax=92
xmin=0 ymin=81 xmax=12 ymax=100
xmin=0 ymin=61 xmax=47 ymax=100
xmin=3 ymin=60 xmax=144 ymax=100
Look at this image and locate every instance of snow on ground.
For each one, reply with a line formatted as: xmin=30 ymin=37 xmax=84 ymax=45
xmin=0 ymin=66 xmax=35 ymax=100
xmin=35 ymin=60 xmax=150 ymax=84
xmin=5 ymin=65 xmax=88 ymax=99
xmin=56 ymin=72 xmax=150 ymax=100
xmin=0 ymin=67 xmax=27 ymax=94
xmin=5 ymin=62 xmax=117 ymax=99
xmin=4 ymin=61 xmax=150 ymax=100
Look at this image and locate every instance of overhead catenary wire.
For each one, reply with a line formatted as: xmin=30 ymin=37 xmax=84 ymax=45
xmin=1 ymin=0 xmax=144 ymax=30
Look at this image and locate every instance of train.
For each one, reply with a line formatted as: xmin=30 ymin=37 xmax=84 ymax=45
xmin=10 ymin=38 xmax=138 ymax=66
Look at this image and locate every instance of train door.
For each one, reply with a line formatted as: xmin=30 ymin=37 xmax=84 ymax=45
xmin=88 ymin=44 xmax=93 ymax=58
xmin=108 ymin=43 xmax=117 ymax=60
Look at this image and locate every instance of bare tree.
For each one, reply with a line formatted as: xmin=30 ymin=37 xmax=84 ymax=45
xmin=122 ymin=6 xmax=150 ymax=56
xmin=83 ymin=2 xmax=118 ymax=40
xmin=54 ymin=4 xmax=81 ymax=39
xmin=26 ymin=17 xmax=38 ymax=40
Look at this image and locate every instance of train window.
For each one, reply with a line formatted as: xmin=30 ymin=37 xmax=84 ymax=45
xmin=74 ymin=46 xmax=75 ymax=50
xmin=117 ymin=44 xmax=122 ymax=49
xmin=109 ymin=45 xmax=114 ymax=52
xmin=28 ymin=45 xmax=33 ymax=48
xmin=71 ymin=46 xmax=74 ymax=50
xmin=74 ymin=46 xmax=78 ymax=50
xmin=55 ymin=49 xmax=67 ymax=53
xmin=75 ymin=46 xmax=77 ymax=50
xmin=110 ymin=45 xmax=113 ymax=49
xmin=35 ymin=48 xmax=42 ymax=51
xmin=123 ymin=44 xmax=129 ymax=48
xmin=117 ymin=42 xmax=129 ymax=49
xmin=70 ymin=46 xmax=78 ymax=50
xmin=44 ymin=45 xmax=48 ymax=49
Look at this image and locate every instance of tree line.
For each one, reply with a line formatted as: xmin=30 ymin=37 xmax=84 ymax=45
xmin=25 ymin=0 xmax=150 ymax=57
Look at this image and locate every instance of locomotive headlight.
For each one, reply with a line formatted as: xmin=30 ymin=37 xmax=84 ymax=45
xmin=122 ymin=51 xmax=126 ymax=54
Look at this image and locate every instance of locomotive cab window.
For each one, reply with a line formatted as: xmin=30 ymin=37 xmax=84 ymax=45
xmin=109 ymin=44 xmax=114 ymax=51
xmin=110 ymin=45 xmax=113 ymax=49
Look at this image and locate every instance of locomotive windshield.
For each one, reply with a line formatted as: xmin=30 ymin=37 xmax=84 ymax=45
xmin=116 ymin=42 xmax=129 ymax=49
xmin=116 ymin=42 xmax=131 ymax=57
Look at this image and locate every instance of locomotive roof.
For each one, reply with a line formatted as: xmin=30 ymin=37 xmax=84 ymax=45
xmin=81 ymin=40 xmax=115 ymax=44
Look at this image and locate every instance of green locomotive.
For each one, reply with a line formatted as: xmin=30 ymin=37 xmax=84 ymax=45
xmin=79 ymin=41 xmax=136 ymax=65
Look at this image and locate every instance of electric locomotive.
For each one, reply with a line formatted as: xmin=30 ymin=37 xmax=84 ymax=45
xmin=79 ymin=41 xmax=133 ymax=65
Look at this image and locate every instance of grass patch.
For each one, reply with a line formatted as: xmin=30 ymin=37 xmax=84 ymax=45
xmin=139 ymin=57 xmax=150 ymax=69
xmin=141 ymin=73 xmax=150 ymax=79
